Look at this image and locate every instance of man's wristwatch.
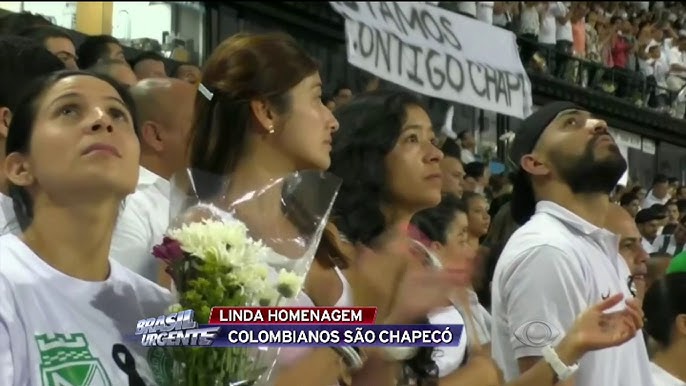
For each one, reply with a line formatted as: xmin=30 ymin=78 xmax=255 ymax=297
xmin=541 ymin=345 xmax=579 ymax=381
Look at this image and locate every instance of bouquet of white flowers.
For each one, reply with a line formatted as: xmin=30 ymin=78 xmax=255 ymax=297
xmin=151 ymin=169 xmax=342 ymax=386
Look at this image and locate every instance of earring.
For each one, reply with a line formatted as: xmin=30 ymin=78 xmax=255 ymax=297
xmin=267 ymin=124 xmax=275 ymax=134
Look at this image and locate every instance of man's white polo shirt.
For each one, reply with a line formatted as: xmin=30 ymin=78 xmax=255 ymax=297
xmin=491 ymin=201 xmax=654 ymax=386
xmin=110 ymin=167 xmax=170 ymax=282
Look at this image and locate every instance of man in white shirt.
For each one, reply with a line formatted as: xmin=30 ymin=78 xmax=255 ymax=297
xmin=636 ymin=208 xmax=666 ymax=254
xmin=0 ymin=36 xmax=65 ymax=236
xmin=643 ymin=174 xmax=671 ymax=208
xmin=552 ymin=2 xmax=574 ymax=78
xmin=491 ymin=101 xmax=654 ymax=386
xmin=539 ymin=2 xmax=558 ymax=72
xmin=666 ymin=35 xmax=686 ymax=117
xmin=110 ymin=78 xmax=195 ymax=285
xmin=519 ymin=2 xmax=541 ymax=67
xmin=667 ymin=35 xmax=686 ymax=81
xmin=647 ymin=41 xmax=670 ymax=83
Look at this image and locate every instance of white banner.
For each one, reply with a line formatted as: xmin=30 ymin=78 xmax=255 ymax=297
xmin=329 ymin=2 xmax=533 ymax=118
xmin=608 ymin=127 xmax=642 ymax=150
xmin=642 ymin=138 xmax=656 ymax=155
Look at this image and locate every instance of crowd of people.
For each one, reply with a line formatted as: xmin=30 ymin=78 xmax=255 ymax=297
xmin=0 ymin=5 xmax=685 ymax=386
xmin=0 ymin=11 xmax=201 ymax=89
xmin=453 ymin=1 xmax=686 ymax=115
xmin=615 ymin=175 xmax=686 ymax=257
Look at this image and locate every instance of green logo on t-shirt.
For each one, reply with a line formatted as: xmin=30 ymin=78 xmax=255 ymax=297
xmin=147 ymin=347 xmax=173 ymax=385
xmin=35 ymin=333 xmax=112 ymax=386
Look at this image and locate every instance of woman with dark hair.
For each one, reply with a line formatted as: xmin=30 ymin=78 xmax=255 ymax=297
xmin=410 ymin=194 xmax=655 ymax=386
xmin=643 ymin=272 xmax=686 ymax=385
xmin=462 ymin=191 xmax=492 ymax=307
xmin=620 ymin=192 xmax=641 ymax=218
xmin=463 ymin=191 xmax=491 ymax=249
xmin=330 ymin=91 xmax=442 ymax=246
xmin=329 ymin=90 xmax=449 ymax=385
xmin=189 ymin=32 xmax=336 ymax=182
xmin=186 ymin=33 xmax=455 ymax=386
xmin=329 ymin=92 xmax=443 ymax=385
xmin=187 ymin=32 xmax=347 ymax=385
xmin=0 ymin=71 xmax=171 ymax=385
xmin=462 ymin=192 xmax=491 ymax=308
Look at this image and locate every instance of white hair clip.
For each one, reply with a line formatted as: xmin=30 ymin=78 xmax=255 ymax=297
xmin=198 ymin=83 xmax=214 ymax=101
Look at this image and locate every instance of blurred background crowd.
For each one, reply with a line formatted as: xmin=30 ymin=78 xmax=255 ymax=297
xmin=454 ymin=2 xmax=686 ymax=117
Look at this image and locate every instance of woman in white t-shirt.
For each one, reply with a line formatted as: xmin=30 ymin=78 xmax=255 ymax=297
xmin=0 ymin=71 xmax=172 ymax=385
xmin=643 ymin=272 xmax=686 ymax=386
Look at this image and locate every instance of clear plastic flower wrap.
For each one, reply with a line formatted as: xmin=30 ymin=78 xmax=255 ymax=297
xmin=152 ymin=168 xmax=342 ymax=386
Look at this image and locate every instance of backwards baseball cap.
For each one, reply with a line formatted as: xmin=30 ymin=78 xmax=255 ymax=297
xmin=509 ymin=101 xmax=580 ymax=225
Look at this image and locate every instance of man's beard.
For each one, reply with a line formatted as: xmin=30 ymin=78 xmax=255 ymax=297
xmin=551 ymin=135 xmax=627 ymax=195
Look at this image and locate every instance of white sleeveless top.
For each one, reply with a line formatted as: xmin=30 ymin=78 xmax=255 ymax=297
xmin=332 ymin=266 xmax=353 ymax=307
xmin=188 ymin=203 xmax=354 ymax=306
xmin=650 ymin=362 xmax=686 ymax=386
xmin=428 ymin=306 xmax=468 ymax=377
xmin=188 ymin=203 xmax=353 ymax=385
xmin=277 ymin=269 xmax=352 ymax=386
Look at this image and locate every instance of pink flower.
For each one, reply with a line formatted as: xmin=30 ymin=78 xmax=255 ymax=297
xmin=152 ymin=237 xmax=185 ymax=264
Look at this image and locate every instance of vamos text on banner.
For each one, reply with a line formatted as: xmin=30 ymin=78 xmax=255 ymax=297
xmin=330 ymin=2 xmax=533 ymax=118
